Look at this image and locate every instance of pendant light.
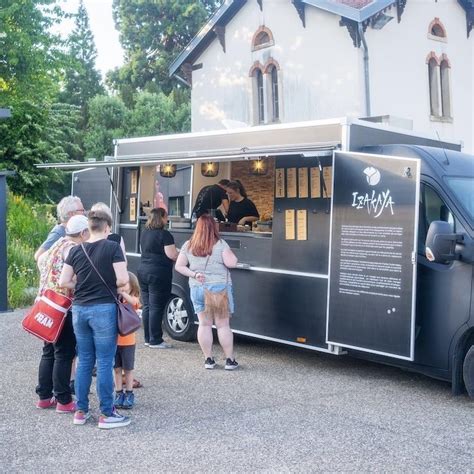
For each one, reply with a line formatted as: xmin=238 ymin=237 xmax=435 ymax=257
xmin=250 ymin=157 xmax=268 ymax=176
xmin=201 ymin=161 xmax=219 ymax=177
xmin=160 ymin=163 xmax=177 ymax=178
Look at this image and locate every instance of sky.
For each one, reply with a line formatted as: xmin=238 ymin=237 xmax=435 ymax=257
xmin=56 ymin=0 xmax=124 ymax=79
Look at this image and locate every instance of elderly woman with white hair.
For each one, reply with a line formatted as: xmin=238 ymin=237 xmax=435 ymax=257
xmin=34 ymin=195 xmax=86 ymax=262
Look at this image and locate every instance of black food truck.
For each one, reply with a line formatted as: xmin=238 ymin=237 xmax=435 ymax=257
xmin=38 ymin=118 xmax=474 ymax=398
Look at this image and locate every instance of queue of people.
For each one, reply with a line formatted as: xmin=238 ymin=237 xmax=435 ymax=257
xmin=33 ymin=192 xmax=240 ymax=430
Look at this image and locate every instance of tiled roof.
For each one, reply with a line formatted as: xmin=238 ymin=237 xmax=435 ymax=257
xmin=335 ymin=0 xmax=374 ymax=8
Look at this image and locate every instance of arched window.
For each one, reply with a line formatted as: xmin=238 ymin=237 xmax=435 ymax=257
xmin=255 ymin=31 xmax=270 ymax=47
xmin=428 ymin=18 xmax=447 ymax=41
xmin=251 ymin=26 xmax=274 ymax=51
xmin=255 ymin=69 xmax=265 ymax=124
xmin=431 ymin=24 xmax=445 ymax=37
xmin=269 ymin=65 xmax=279 ymax=121
xmin=440 ymin=60 xmax=451 ymax=118
xmin=428 ymin=57 xmax=440 ymax=117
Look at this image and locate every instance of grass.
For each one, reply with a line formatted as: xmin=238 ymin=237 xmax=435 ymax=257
xmin=6 ymin=193 xmax=55 ymax=308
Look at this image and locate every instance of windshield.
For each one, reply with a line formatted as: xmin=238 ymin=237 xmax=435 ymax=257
xmin=445 ymin=177 xmax=474 ymax=224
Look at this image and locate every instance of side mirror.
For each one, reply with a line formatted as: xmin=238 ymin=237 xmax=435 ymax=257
xmin=425 ymin=221 xmax=459 ymax=263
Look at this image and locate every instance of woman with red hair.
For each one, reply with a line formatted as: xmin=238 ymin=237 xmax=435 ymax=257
xmin=175 ymin=214 xmax=239 ymax=370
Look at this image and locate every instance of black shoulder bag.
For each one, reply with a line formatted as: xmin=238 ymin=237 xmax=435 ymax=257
xmin=80 ymin=243 xmax=141 ymax=336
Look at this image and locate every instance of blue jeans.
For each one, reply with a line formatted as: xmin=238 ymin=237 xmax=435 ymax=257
xmin=72 ymin=303 xmax=117 ymax=416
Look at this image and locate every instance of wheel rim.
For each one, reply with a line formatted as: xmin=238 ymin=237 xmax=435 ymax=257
xmin=166 ymin=297 xmax=190 ymax=334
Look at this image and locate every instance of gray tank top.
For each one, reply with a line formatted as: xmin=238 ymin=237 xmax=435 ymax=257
xmin=180 ymin=239 xmax=232 ymax=287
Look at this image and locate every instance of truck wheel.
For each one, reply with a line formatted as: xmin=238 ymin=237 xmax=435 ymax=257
xmin=463 ymin=345 xmax=474 ymax=398
xmin=163 ymin=295 xmax=197 ymax=342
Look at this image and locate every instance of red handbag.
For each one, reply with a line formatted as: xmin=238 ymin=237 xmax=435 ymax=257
xmin=22 ymin=288 xmax=72 ymax=343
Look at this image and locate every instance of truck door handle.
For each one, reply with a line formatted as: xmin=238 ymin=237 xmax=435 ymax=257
xmin=236 ymin=263 xmax=251 ymax=270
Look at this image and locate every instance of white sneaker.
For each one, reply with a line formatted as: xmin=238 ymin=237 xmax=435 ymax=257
xmin=98 ymin=410 xmax=131 ymax=429
xmin=149 ymin=342 xmax=172 ymax=349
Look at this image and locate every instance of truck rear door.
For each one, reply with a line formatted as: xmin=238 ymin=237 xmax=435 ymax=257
xmin=326 ymin=151 xmax=420 ymax=361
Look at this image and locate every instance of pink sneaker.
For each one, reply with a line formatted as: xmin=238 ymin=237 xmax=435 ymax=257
xmin=73 ymin=410 xmax=91 ymax=425
xmin=56 ymin=401 xmax=76 ymax=413
xmin=36 ymin=397 xmax=57 ymax=409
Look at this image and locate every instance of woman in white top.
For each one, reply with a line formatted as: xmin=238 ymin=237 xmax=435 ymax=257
xmin=175 ymin=214 xmax=239 ymax=370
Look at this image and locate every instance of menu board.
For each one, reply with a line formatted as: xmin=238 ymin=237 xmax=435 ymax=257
xmin=287 ymin=168 xmax=297 ymax=198
xmin=323 ymin=166 xmax=332 ymax=198
xmin=129 ymin=197 xmax=137 ymax=221
xmin=298 ymin=168 xmax=309 ymax=198
xmin=310 ymin=167 xmax=321 ymax=198
xmin=131 ymin=170 xmax=138 ymax=194
xmin=327 ymin=152 xmax=420 ymax=360
xmin=275 ymin=168 xmax=285 ymax=198
xmin=296 ymin=210 xmax=307 ymax=241
xmin=285 ymin=209 xmax=295 ymax=240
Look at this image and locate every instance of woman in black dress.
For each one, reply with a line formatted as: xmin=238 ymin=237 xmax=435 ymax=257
xmin=138 ymin=208 xmax=178 ymax=348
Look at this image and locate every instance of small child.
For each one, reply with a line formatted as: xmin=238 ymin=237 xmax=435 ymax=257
xmin=114 ymin=272 xmax=140 ymax=409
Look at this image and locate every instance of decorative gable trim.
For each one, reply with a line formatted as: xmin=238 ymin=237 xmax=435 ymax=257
xmin=292 ymin=0 xmax=306 ymax=27
xmin=214 ymin=25 xmax=226 ymax=52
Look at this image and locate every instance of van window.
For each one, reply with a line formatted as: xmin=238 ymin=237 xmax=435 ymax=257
xmin=418 ymin=184 xmax=455 ymax=254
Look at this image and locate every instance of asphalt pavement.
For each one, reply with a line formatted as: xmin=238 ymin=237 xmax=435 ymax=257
xmin=2 ymin=309 xmax=473 ymax=473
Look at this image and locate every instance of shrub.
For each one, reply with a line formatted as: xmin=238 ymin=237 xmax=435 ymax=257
xmin=6 ymin=193 xmax=55 ymax=308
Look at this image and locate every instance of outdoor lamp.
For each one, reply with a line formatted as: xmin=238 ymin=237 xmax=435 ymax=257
xmin=201 ymin=162 xmax=219 ymax=177
xmin=250 ymin=157 xmax=268 ymax=176
xmin=160 ymin=163 xmax=177 ymax=178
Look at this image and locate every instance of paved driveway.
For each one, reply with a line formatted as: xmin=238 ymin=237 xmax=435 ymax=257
xmin=2 ymin=309 xmax=473 ymax=473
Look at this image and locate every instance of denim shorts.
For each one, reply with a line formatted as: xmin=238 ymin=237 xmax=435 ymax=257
xmin=190 ymin=284 xmax=234 ymax=314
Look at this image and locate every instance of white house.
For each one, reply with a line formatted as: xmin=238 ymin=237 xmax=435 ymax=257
xmin=169 ymin=0 xmax=474 ymax=152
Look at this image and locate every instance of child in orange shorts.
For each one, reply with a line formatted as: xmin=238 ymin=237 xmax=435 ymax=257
xmin=114 ymin=272 xmax=140 ymax=409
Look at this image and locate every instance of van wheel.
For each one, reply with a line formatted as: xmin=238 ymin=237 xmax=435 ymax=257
xmin=463 ymin=345 xmax=474 ymax=398
xmin=163 ymin=295 xmax=197 ymax=342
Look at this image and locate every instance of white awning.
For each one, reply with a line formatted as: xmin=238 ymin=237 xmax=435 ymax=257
xmin=37 ymin=119 xmax=343 ymax=170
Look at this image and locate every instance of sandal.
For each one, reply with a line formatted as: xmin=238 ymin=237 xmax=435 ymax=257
xmin=122 ymin=375 xmax=143 ymax=388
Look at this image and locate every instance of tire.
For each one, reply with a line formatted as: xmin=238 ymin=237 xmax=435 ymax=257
xmin=163 ymin=294 xmax=197 ymax=342
xmin=463 ymin=345 xmax=474 ymax=399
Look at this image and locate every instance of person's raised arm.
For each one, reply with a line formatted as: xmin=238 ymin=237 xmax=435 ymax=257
xmin=58 ymin=263 xmax=76 ymax=289
xmin=164 ymin=244 xmax=179 ymax=261
xmin=222 ymin=248 xmax=238 ymax=268
xmin=113 ymin=261 xmax=129 ymax=288
xmin=221 ymin=198 xmax=229 ymax=215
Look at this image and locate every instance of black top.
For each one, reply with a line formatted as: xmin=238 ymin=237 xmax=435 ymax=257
xmin=107 ymin=233 xmax=121 ymax=244
xmin=65 ymin=239 xmax=125 ymax=305
xmin=227 ymin=198 xmax=259 ymax=224
xmin=138 ymin=228 xmax=175 ymax=279
xmin=192 ymin=184 xmax=228 ymax=218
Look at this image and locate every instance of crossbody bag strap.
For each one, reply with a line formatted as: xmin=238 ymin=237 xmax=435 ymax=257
xmin=80 ymin=243 xmax=120 ymax=304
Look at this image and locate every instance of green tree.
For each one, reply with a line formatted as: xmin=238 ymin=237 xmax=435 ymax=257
xmin=0 ymin=100 xmax=81 ymax=201
xmin=128 ymin=91 xmax=190 ymax=137
xmin=108 ymin=0 xmax=219 ymax=100
xmin=60 ymin=1 xmax=104 ymax=112
xmin=0 ymin=0 xmax=65 ymax=104
xmin=84 ymin=95 xmax=128 ymax=158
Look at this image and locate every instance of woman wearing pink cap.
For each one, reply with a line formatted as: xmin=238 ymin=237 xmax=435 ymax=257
xmin=35 ymin=215 xmax=90 ymax=413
